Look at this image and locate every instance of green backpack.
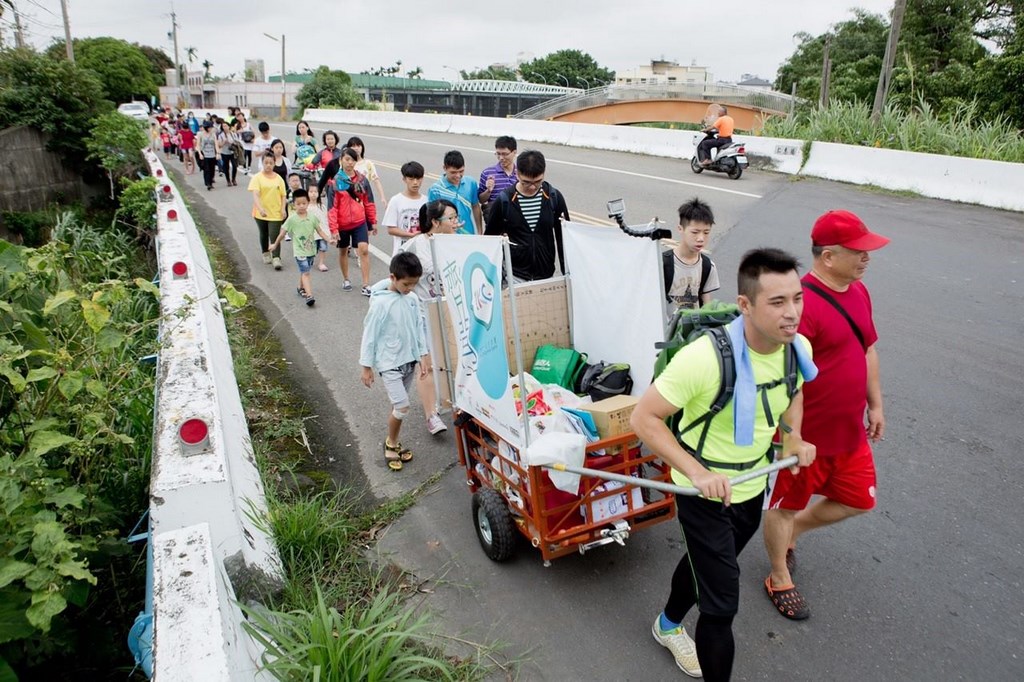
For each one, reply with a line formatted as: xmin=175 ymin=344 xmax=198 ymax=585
xmin=653 ymin=301 xmax=798 ymax=471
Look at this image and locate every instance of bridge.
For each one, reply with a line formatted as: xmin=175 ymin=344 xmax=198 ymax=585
xmin=513 ymin=82 xmax=796 ymax=131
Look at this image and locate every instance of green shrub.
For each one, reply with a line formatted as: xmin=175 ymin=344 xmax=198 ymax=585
xmin=0 ymin=210 xmax=158 ymax=676
xmin=763 ymin=98 xmax=1024 ymax=163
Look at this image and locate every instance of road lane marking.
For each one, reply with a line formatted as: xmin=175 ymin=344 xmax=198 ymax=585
xmin=277 ymin=124 xmax=763 ymax=200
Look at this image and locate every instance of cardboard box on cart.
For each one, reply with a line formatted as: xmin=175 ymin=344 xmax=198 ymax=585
xmin=580 ymin=394 xmax=640 ymax=440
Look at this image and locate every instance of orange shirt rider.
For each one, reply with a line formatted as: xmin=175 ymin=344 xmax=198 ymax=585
xmin=712 ymin=115 xmax=735 ymax=138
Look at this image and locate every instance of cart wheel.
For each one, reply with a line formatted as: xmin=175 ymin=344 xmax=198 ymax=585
xmin=472 ymin=489 xmax=517 ymax=562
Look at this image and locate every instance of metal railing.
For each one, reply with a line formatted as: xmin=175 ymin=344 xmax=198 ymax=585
xmin=451 ymin=78 xmax=582 ymax=96
xmin=513 ymin=83 xmax=796 ymax=120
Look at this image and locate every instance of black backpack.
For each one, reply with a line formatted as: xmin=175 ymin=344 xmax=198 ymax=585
xmin=663 ymin=250 xmax=712 ymax=303
xmin=654 ymin=302 xmax=799 ymax=471
xmin=577 ymin=362 xmax=634 ymax=401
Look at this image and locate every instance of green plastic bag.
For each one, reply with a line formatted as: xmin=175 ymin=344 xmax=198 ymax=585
xmin=531 ymin=345 xmax=587 ymax=391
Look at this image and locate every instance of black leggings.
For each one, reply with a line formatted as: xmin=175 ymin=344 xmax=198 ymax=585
xmin=220 ymin=153 xmax=237 ymax=184
xmin=244 ymin=149 xmax=252 ymax=168
xmin=200 ymin=156 xmax=217 ymax=187
xmin=254 ymin=218 xmax=283 ymax=257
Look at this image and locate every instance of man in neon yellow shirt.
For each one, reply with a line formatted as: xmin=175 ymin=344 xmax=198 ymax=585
xmin=631 ymin=248 xmax=817 ymax=681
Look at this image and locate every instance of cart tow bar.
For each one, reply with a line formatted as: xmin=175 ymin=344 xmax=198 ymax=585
xmin=578 ymin=519 xmax=631 ymax=556
xmin=544 ymin=456 xmax=799 ymax=498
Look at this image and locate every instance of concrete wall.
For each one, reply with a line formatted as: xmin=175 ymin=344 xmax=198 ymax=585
xmin=0 ymin=126 xmax=87 ymax=213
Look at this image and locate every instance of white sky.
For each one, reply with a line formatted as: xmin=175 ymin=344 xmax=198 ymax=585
xmin=8 ymin=0 xmax=897 ymax=84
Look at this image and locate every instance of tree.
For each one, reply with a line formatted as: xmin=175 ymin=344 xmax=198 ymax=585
xmin=47 ymin=37 xmax=158 ymax=104
xmin=0 ymin=47 xmax=111 ymax=169
xmin=519 ymin=50 xmax=614 ymax=88
xmin=296 ymin=66 xmax=366 ymax=110
xmin=774 ymin=10 xmax=889 ymax=103
xmin=460 ymin=65 xmax=518 ymax=81
xmin=202 ymin=59 xmax=213 ymax=79
xmin=86 ymin=111 xmax=148 ymax=198
xmin=134 ymin=43 xmax=173 ymax=84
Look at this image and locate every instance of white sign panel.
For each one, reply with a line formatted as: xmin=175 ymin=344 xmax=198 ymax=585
xmin=432 ymin=234 xmax=523 ymax=446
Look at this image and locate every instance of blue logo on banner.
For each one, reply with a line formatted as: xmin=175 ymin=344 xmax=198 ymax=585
xmin=463 ymin=253 xmax=508 ymax=399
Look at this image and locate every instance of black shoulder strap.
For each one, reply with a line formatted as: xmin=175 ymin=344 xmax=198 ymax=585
xmin=663 ymin=250 xmax=674 ymax=301
xmin=699 ymin=253 xmax=712 ymax=296
xmin=803 ymin=280 xmax=867 ymax=350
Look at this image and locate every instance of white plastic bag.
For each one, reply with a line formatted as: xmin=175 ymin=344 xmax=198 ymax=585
xmin=522 ymin=432 xmax=586 ymax=494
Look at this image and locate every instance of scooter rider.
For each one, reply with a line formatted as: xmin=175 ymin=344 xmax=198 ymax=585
xmin=697 ymin=105 xmax=735 ymax=167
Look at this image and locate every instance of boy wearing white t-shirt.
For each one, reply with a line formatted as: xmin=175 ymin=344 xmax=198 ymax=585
xmin=384 ymin=161 xmax=427 ymax=255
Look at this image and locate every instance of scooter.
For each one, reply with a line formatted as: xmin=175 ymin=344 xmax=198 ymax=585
xmin=690 ymin=129 xmax=748 ymax=180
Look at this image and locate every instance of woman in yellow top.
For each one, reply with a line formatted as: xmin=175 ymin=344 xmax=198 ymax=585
xmin=248 ymin=154 xmax=288 ymax=270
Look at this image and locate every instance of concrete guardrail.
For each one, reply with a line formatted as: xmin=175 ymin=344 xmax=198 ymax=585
xmin=303 ymin=109 xmax=1023 ymax=211
xmin=135 ymin=149 xmax=283 ymax=680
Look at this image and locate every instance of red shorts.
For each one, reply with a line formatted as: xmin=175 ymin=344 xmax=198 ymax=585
xmin=766 ymin=440 xmax=876 ymax=511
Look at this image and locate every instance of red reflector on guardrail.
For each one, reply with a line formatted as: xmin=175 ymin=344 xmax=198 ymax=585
xmin=178 ymin=418 xmax=210 ymax=454
xmin=166 ymin=209 xmax=178 ymax=221
xmin=171 ymin=261 xmax=188 ymax=278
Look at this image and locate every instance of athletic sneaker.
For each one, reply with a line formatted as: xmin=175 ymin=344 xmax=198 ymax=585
xmin=426 ymin=413 xmax=447 ymax=435
xmin=262 ymin=252 xmax=272 ymax=265
xmin=285 ymin=234 xmax=291 ymax=241
xmin=305 ymin=295 xmax=315 ymax=307
xmin=342 ymin=279 xmax=353 ymax=291
xmin=272 ymin=257 xmax=282 ymax=271
xmin=652 ymin=618 xmax=702 ymax=678
xmin=361 ymin=286 xmax=372 ymax=297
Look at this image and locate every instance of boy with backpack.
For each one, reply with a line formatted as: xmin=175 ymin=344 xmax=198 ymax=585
xmin=360 ymin=252 xmax=430 ymax=471
xmin=631 ymin=248 xmax=817 ymax=681
xmin=664 ymin=198 xmax=721 ymax=315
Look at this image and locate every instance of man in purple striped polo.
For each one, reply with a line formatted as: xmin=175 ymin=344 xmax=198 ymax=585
xmin=478 ymin=136 xmax=518 ymax=226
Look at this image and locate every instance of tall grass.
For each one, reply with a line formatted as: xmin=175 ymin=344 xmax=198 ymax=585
xmin=763 ymin=98 xmax=1024 ymax=163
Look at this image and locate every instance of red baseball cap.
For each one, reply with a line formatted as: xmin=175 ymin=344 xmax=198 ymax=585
xmin=811 ymin=210 xmax=890 ymax=251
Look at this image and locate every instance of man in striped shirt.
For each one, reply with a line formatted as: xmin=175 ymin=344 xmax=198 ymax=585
xmin=484 ymin=150 xmax=570 ymax=283
xmin=478 ymin=136 xmax=518 ymax=225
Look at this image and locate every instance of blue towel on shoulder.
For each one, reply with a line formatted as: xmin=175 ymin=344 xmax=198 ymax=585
xmin=726 ymin=316 xmax=817 ymax=446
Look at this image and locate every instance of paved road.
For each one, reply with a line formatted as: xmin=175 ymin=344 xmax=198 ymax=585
xmin=173 ymin=124 xmax=1024 ymax=681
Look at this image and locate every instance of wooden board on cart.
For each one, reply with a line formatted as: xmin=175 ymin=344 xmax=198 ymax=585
xmin=431 ymin=277 xmax=571 ymax=384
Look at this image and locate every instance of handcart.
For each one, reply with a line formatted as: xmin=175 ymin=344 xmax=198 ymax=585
xmin=429 ymin=210 xmax=684 ymax=565
xmin=455 ymin=413 xmax=676 ymax=565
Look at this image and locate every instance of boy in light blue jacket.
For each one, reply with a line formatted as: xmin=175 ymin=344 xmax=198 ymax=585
xmin=360 ymin=252 xmax=430 ymax=471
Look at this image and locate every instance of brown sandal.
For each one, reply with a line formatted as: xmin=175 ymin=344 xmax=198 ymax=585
xmin=384 ymin=440 xmax=413 ymax=470
xmin=764 ymin=576 xmax=810 ymax=620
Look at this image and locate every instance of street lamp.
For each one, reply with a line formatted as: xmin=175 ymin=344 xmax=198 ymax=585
xmin=579 ymin=77 xmax=591 ymax=89
xmin=555 ymin=72 xmax=570 ymax=88
xmin=442 ymin=64 xmax=461 ymax=83
xmin=528 ymin=72 xmax=547 ymax=85
xmin=263 ymin=32 xmax=286 ymax=120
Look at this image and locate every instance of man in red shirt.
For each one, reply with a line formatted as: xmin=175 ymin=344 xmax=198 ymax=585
xmin=762 ymin=210 xmax=889 ymax=620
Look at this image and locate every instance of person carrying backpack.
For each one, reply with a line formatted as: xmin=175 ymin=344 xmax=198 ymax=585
xmin=631 ymin=248 xmax=818 ymax=682
xmin=663 ymin=198 xmax=721 ymax=315
xmin=484 ymin=150 xmax=570 ymax=283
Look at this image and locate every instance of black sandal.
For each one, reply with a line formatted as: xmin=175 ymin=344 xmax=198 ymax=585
xmin=765 ymin=576 xmax=810 ymax=620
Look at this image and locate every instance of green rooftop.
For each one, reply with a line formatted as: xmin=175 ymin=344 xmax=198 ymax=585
xmin=269 ymin=72 xmax=451 ymax=90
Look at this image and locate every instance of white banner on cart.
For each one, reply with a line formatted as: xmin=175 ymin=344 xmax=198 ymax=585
xmin=562 ymin=221 xmax=664 ymax=393
xmin=432 ymin=234 xmax=523 ymax=445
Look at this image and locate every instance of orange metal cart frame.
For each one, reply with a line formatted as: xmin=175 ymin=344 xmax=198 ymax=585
xmin=455 ymin=413 xmax=677 ymax=565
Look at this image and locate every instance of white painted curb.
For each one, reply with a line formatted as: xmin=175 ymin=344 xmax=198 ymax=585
xmin=802 ymin=141 xmax=1024 ymax=212
xmin=143 ymin=149 xmax=282 ymax=679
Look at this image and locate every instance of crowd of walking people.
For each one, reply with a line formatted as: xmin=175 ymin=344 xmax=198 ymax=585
xmin=149 ymin=111 xmax=889 ymax=681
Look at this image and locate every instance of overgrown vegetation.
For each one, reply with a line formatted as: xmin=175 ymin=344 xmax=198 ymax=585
xmin=296 ymin=66 xmax=367 ymax=111
xmin=0 ymin=190 xmax=159 ymax=679
xmin=762 ymin=98 xmax=1024 ymax=163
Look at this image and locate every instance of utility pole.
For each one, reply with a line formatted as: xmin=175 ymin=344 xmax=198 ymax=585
xmin=818 ymin=34 xmax=832 ymax=108
xmin=280 ymin=34 xmax=286 ymax=120
xmin=872 ymin=0 xmax=907 ymax=122
xmin=12 ymin=2 xmax=25 ymax=49
xmin=170 ymin=11 xmax=181 ymax=86
xmin=60 ymin=0 xmax=74 ymax=63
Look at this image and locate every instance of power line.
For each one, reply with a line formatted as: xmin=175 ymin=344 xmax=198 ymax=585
xmin=24 ymin=0 xmax=59 ymax=18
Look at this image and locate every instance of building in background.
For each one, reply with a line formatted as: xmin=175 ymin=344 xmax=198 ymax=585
xmin=244 ymin=59 xmax=265 ymax=83
xmin=614 ymin=59 xmax=712 ymax=86
xmin=737 ymin=74 xmax=774 ymax=91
